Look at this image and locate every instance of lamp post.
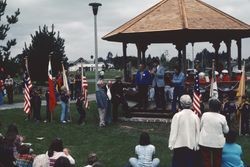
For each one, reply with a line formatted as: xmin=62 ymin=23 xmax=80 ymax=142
xmin=89 ymin=2 xmax=102 ymax=91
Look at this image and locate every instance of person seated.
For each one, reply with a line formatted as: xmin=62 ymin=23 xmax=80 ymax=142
xmin=16 ymin=144 xmax=34 ymax=167
xmin=221 ymin=131 xmax=245 ymax=167
xmin=32 ymin=154 xmax=49 ymax=167
xmin=54 ymin=156 xmax=71 ymax=167
xmin=221 ymin=70 xmax=230 ymax=82
xmin=84 ymin=153 xmax=102 ymax=167
xmin=128 ymin=132 xmax=160 ymax=167
xmin=46 ymin=138 xmax=75 ymax=167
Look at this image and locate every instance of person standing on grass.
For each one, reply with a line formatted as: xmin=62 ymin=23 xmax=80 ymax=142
xmin=199 ymin=98 xmax=229 ymax=167
xmin=128 ymin=132 xmax=160 ymax=167
xmin=4 ymin=74 xmax=14 ymax=104
xmin=168 ymin=94 xmax=200 ymax=167
xmin=0 ymin=79 xmax=4 ymax=105
xmin=104 ymin=80 xmax=112 ymax=125
xmin=60 ymin=86 xmax=70 ymax=123
xmin=110 ymin=76 xmax=129 ymax=122
xmin=238 ymin=95 xmax=250 ymax=136
xmin=76 ymin=94 xmax=86 ymax=125
xmin=96 ymin=79 xmax=108 ymax=127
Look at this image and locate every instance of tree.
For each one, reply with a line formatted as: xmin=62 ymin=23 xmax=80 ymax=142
xmin=0 ymin=0 xmax=20 ymax=77
xmin=106 ymin=51 xmax=113 ymax=63
xmin=20 ymin=25 xmax=67 ymax=81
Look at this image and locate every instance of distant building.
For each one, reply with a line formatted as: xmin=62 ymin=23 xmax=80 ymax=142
xmin=68 ymin=58 xmax=114 ymax=72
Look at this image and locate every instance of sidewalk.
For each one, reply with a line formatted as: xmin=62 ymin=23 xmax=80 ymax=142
xmin=0 ymin=94 xmax=96 ymax=111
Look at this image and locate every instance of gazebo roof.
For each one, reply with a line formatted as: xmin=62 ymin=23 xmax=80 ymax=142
xmin=103 ymin=0 xmax=250 ymax=43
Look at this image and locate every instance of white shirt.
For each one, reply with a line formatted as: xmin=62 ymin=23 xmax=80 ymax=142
xmin=199 ymin=112 xmax=229 ymax=148
xmin=46 ymin=151 xmax=75 ymax=167
xmin=135 ymin=144 xmax=156 ymax=167
xmin=168 ymin=109 xmax=200 ymax=150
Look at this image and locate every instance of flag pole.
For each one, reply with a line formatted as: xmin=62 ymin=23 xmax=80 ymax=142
xmin=49 ymin=54 xmax=53 ymax=122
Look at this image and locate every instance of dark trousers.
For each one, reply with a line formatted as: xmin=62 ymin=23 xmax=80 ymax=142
xmin=6 ymin=86 xmax=13 ymax=104
xmin=33 ymin=101 xmax=41 ymax=121
xmin=172 ymin=147 xmax=196 ymax=167
xmin=172 ymin=86 xmax=184 ymax=113
xmin=155 ymin=86 xmax=165 ymax=109
xmin=241 ymin=113 xmax=250 ymax=135
xmin=46 ymin=104 xmax=51 ymax=122
xmin=138 ymin=85 xmax=148 ymax=109
xmin=69 ymin=83 xmax=74 ymax=100
xmin=77 ymin=108 xmax=86 ymax=125
xmin=112 ymin=97 xmax=129 ymax=122
xmin=200 ymin=146 xmax=222 ymax=167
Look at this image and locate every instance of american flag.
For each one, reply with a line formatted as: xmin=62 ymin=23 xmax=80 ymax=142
xmin=81 ymin=75 xmax=89 ymax=109
xmin=193 ymin=72 xmax=201 ymax=116
xmin=24 ymin=69 xmax=32 ymax=114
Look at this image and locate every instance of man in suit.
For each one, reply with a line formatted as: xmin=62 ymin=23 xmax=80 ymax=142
xmin=152 ymin=59 xmax=166 ymax=110
xmin=110 ymin=76 xmax=129 ymax=122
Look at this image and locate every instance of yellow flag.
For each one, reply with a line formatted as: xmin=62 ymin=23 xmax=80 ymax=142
xmin=236 ymin=62 xmax=245 ymax=106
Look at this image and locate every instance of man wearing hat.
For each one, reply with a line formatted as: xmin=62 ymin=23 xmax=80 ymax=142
xmin=110 ymin=76 xmax=129 ymax=122
xmin=169 ymin=94 xmax=200 ymax=167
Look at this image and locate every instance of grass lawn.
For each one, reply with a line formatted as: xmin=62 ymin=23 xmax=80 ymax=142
xmin=1 ymin=102 xmax=250 ymax=166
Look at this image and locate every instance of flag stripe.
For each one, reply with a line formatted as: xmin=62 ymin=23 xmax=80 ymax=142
xmin=193 ymin=72 xmax=201 ymax=116
xmin=48 ymin=59 xmax=56 ymax=112
xmin=24 ymin=67 xmax=32 ymax=114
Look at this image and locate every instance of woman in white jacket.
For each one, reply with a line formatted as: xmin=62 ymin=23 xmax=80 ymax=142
xmin=199 ymin=98 xmax=229 ymax=167
xmin=168 ymin=94 xmax=200 ymax=167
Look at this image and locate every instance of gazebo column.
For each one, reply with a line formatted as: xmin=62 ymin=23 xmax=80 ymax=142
xmin=136 ymin=43 xmax=142 ymax=66
xmin=225 ymin=40 xmax=232 ymax=76
xmin=212 ymin=41 xmax=221 ymax=70
xmin=141 ymin=44 xmax=149 ymax=64
xmin=237 ymin=39 xmax=242 ymax=70
xmin=175 ymin=44 xmax=183 ymax=71
xmin=182 ymin=43 xmax=187 ymax=74
xmin=122 ymin=42 xmax=128 ymax=81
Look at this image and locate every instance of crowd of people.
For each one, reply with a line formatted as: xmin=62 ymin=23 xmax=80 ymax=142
xmin=0 ymin=124 xmax=103 ymax=167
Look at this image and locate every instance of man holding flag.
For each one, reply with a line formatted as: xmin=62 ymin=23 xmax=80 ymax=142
xmin=48 ymin=55 xmax=57 ymax=118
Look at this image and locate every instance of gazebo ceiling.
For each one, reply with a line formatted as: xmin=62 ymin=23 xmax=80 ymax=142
xmin=102 ymin=0 xmax=250 ymax=43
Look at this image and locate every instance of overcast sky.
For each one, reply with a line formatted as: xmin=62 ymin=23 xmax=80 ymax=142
xmin=4 ymin=0 xmax=250 ymax=62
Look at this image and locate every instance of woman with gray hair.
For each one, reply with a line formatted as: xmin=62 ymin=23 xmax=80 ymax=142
xmin=168 ymin=94 xmax=200 ymax=167
xmin=199 ymin=98 xmax=229 ymax=167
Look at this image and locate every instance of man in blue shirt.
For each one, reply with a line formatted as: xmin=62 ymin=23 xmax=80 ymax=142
xmin=135 ymin=63 xmax=152 ymax=110
xmin=171 ymin=66 xmax=185 ymax=113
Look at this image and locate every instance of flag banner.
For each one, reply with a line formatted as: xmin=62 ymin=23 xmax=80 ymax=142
xmin=236 ymin=63 xmax=246 ymax=105
xmin=24 ymin=59 xmax=32 ymax=114
xmin=193 ymin=72 xmax=201 ymax=116
xmin=48 ymin=59 xmax=56 ymax=112
xmin=81 ymin=62 xmax=89 ymax=109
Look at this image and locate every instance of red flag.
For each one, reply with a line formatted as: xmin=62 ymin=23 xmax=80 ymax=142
xmin=48 ymin=59 xmax=56 ymax=112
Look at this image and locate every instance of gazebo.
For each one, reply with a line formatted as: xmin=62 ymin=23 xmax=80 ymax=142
xmin=103 ymin=0 xmax=250 ymax=81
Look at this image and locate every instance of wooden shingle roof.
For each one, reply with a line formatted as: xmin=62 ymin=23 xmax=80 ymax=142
xmin=103 ymin=0 xmax=250 ymax=43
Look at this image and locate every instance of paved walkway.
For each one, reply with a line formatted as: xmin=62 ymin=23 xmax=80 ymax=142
xmin=0 ymin=94 xmax=96 ymax=111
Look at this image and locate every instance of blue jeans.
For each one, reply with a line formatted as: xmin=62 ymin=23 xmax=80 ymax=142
xmin=105 ymin=100 xmax=112 ymax=124
xmin=60 ymin=102 xmax=68 ymax=122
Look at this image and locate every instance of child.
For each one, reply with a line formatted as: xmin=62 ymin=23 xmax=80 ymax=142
xmin=76 ymin=95 xmax=86 ymax=125
xmin=16 ymin=144 xmax=34 ymax=167
xmin=95 ymin=80 xmax=107 ymax=127
xmin=84 ymin=153 xmax=99 ymax=167
xmin=239 ymin=96 xmax=250 ymax=136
